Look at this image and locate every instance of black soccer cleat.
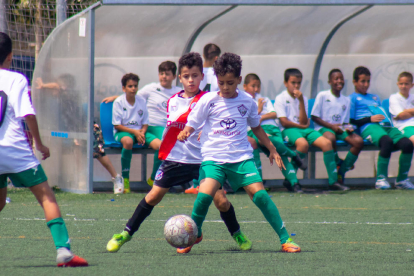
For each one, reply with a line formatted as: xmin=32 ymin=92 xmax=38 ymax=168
xmin=283 ymin=179 xmax=294 ymax=192
xmin=292 ymin=153 xmax=307 ymax=171
xmin=328 ymin=182 xmax=350 ymax=192
xmin=293 ymin=183 xmax=303 ymax=193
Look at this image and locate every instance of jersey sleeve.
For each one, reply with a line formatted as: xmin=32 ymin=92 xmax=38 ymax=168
xmin=310 ymin=93 xmax=323 ymax=118
xmin=389 ymin=95 xmax=403 ymax=117
xmin=186 ymin=96 xmax=209 ymax=130
xmin=112 ymin=100 xmax=123 ymax=126
xmin=349 ymin=94 xmax=356 ymax=120
xmin=274 ymin=96 xmax=287 ymax=118
xmin=11 ymin=77 xmax=35 ymax=118
xmin=137 ymin=84 xmax=151 ymax=101
xmin=264 ymin=97 xmax=276 ymax=113
xmin=141 ymin=102 xmax=149 ymax=125
xmin=247 ymin=100 xmax=261 ymax=127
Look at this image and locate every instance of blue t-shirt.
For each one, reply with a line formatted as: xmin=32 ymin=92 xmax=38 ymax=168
xmin=349 ymin=92 xmax=384 ymax=132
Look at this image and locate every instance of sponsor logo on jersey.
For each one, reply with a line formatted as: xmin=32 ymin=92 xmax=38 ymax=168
xmin=155 ymin=170 xmax=164 ymax=180
xmin=237 ymin=104 xmax=248 ymax=117
xmin=332 ymin=114 xmax=341 ymax=122
xmin=127 ymin=121 xmax=139 ymax=126
xmin=162 ymin=101 xmax=167 ymax=108
xmin=138 ymin=110 xmax=143 ymax=117
xmin=167 ymin=121 xmax=186 ymax=130
xmin=293 ymin=116 xmax=299 ymax=122
xmin=220 ymin=119 xmax=237 ymax=130
xmin=342 ymin=105 xmax=346 ymax=111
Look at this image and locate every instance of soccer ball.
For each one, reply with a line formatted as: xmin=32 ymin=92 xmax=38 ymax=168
xmin=164 ymin=214 xmax=198 ymax=248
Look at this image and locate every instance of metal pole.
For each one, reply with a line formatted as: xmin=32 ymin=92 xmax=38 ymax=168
xmin=87 ymin=9 xmax=95 ymax=194
xmin=0 ymin=0 xmax=8 ymax=34
xmin=56 ymin=0 xmax=67 ymax=26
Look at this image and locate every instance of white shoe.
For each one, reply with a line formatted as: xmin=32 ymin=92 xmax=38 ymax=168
xmin=375 ymin=178 xmax=391 ymax=190
xmin=112 ymin=174 xmax=124 ymax=194
xmin=395 ymin=179 xmax=414 ymax=190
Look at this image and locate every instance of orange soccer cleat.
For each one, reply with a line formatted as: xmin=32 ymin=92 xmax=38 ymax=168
xmin=184 ymin=186 xmax=199 ymax=194
xmin=57 ymin=255 xmax=89 ymax=267
xmin=176 ymin=234 xmax=203 ymax=254
xmin=281 ymin=238 xmax=301 ymax=253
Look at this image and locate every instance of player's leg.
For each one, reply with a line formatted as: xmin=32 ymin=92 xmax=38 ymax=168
xmin=339 ymin=133 xmax=363 ymax=182
xmin=0 ymin=175 xmax=8 ymax=212
xmin=389 ymin=128 xmax=414 ymax=189
xmin=145 ymin=126 xmax=163 ymax=186
xmin=117 ymin=133 xmax=135 ymax=193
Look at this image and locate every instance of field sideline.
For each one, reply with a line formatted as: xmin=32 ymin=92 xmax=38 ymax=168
xmin=0 ymin=188 xmax=413 ymax=276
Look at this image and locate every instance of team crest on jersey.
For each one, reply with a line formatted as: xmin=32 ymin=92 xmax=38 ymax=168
xmin=357 ymin=97 xmax=362 ymax=101
xmin=342 ymin=105 xmax=346 ymax=111
xmin=155 ymin=170 xmax=164 ymax=180
xmin=293 ymin=116 xmax=299 ymax=122
xmin=220 ymin=119 xmax=237 ymax=130
xmin=237 ymin=104 xmax=248 ymax=117
xmin=162 ymin=101 xmax=167 ymax=108
xmin=332 ymin=114 xmax=341 ymax=122
xmin=138 ymin=110 xmax=143 ymax=117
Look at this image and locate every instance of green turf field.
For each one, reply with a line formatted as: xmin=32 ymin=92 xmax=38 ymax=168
xmin=1 ymin=188 xmax=413 ymax=276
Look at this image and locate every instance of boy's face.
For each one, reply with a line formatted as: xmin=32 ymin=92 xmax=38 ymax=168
xmin=217 ymin=73 xmax=242 ymax=98
xmin=243 ymin=79 xmax=261 ymax=97
xmin=159 ymin=70 xmax=175 ymax=89
xmin=328 ymin=72 xmax=344 ymax=93
xmin=179 ymin=66 xmax=203 ymax=94
xmin=284 ymin=76 xmax=302 ymax=93
xmin=353 ymin=74 xmax=370 ymax=94
xmin=397 ymin=76 xmax=414 ymax=95
xmin=122 ymin=79 xmax=138 ymax=96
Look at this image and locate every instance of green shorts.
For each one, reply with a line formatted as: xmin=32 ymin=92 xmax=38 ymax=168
xmin=248 ymin=124 xmax=281 ymax=145
xmin=199 ymin=159 xmax=262 ymax=191
xmin=282 ymin=127 xmax=322 ymax=146
xmin=318 ymin=127 xmax=349 ymax=141
xmin=114 ymin=131 xmax=157 ymax=146
xmin=147 ymin=126 xmax=165 ymax=140
xmin=401 ymin=126 xmax=414 ymax=139
xmin=0 ymin=164 xmax=48 ymax=189
xmin=361 ymin=124 xmax=404 ymax=146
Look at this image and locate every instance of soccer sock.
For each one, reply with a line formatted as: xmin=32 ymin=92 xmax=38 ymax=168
xmin=47 ymin=217 xmax=70 ymax=250
xmin=335 ymin=152 xmax=341 ymax=165
xmin=397 ymin=153 xmax=413 ymax=182
xmin=191 ymin=192 xmax=213 ymax=237
xmin=125 ymin=198 xmax=154 ymax=236
xmin=121 ymin=148 xmax=132 ymax=179
xmin=339 ymin=151 xmax=358 ymax=175
xmin=150 ymin=151 xmax=162 ymax=181
xmin=292 ymin=150 xmax=306 ymax=172
xmin=377 ymin=156 xmax=389 ymax=180
xmin=252 ymin=190 xmax=289 ymax=244
xmin=323 ymin=150 xmax=338 ymax=185
xmin=219 ymin=204 xmax=240 ymax=236
xmin=253 ymin=148 xmax=263 ymax=178
xmin=268 ymin=136 xmax=296 ymax=158
xmin=281 ymin=155 xmax=298 ymax=187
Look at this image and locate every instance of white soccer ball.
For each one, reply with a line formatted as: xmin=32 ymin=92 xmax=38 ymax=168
xmin=164 ymin=214 xmax=198 ymax=248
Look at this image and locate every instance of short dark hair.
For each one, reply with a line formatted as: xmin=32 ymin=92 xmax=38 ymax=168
xmin=244 ymin=73 xmax=261 ymax=85
xmin=328 ymin=68 xmax=343 ymax=80
xmin=178 ymin=52 xmax=203 ymax=75
xmin=213 ymin=52 xmax=242 ymax=78
xmin=284 ymin=68 xmax=302 ymax=82
xmin=353 ymin=66 xmax=371 ymax=82
xmin=0 ymin=32 xmax=12 ymax=65
xmin=158 ymin=61 xmax=177 ymax=76
xmin=203 ymin=43 xmax=221 ymax=61
xmin=398 ymin=71 xmax=413 ymax=83
xmin=121 ymin=73 xmax=139 ymax=87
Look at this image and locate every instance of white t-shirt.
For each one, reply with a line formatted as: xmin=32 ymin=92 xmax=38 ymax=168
xmin=137 ymin=82 xmax=181 ymax=127
xmin=199 ymin=67 xmax=218 ymax=92
xmin=0 ymin=70 xmax=39 ymax=174
xmin=311 ymin=90 xmax=350 ymax=131
xmin=254 ymin=94 xmax=277 ymax=126
xmin=112 ymin=94 xmax=149 ymax=134
xmin=274 ymin=90 xmax=308 ymax=131
xmin=389 ymin=92 xmax=414 ymax=131
xmin=187 ymin=90 xmax=261 ymax=163
xmin=159 ymin=91 xmax=204 ymax=164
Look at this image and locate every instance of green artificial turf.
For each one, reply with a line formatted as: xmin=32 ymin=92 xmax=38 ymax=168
xmin=1 ymin=188 xmax=413 ymax=276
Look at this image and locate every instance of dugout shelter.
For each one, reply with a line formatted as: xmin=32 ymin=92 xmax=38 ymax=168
xmin=32 ymin=0 xmax=414 ymax=193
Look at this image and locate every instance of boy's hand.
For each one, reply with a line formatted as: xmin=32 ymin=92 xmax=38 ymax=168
xmin=371 ymin=115 xmax=385 ymax=122
xmin=293 ymin=89 xmax=304 ymax=101
xmin=178 ymin=130 xmax=191 ymax=142
xmin=134 ymin=130 xmax=146 ymax=145
xmin=332 ymin=124 xmax=344 ymax=134
xmin=343 ymin=124 xmax=354 ymax=133
xmin=258 ymin=98 xmax=265 ymax=114
xmin=269 ymin=149 xmax=285 ymax=171
xmin=102 ymin=95 xmax=118 ymax=103
xmin=35 ymin=78 xmax=44 ymax=89
xmin=36 ymin=144 xmax=50 ymax=160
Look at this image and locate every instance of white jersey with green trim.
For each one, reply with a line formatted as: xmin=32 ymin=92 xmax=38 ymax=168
xmin=199 ymin=67 xmax=219 ymax=92
xmin=137 ymin=82 xmax=181 ymax=127
xmin=187 ymin=90 xmax=261 ymax=163
xmin=0 ymin=69 xmax=39 ymax=174
xmin=311 ymin=89 xmax=350 ymax=131
xmin=274 ymin=90 xmax=308 ymax=131
xmin=112 ymin=94 xmax=149 ymax=135
xmin=253 ymin=94 xmax=277 ymax=126
xmin=389 ymin=92 xmax=414 ymax=131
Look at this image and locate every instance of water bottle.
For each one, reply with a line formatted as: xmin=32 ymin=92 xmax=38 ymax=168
xmin=5 ymin=197 xmax=11 ymax=204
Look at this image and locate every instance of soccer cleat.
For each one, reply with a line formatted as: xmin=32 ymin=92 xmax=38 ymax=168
xmin=293 ymin=183 xmax=303 ymax=193
xmin=112 ymin=174 xmax=124 ymax=194
xmin=292 ymin=153 xmax=307 ymax=171
xmin=232 ymin=231 xmax=252 ymax=251
xmin=283 ymin=179 xmax=294 ymax=192
xmin=375 ymin=178 xmax=391 ymax=190
xmin=57 ymin=255 xmax=89 ymax=267
xmin=56 ymin=247 xmax=88 ymax=267
xmin=176 ymin=234 xmax=203 ymax=254
xmin=123 ymin=178 xmax=130 ymax=194
xmin=184 ymin=186 xmax=199 ymax=194
xmin=107 ymin=231 xmax=132 ymax=252
xmin=147 ymin=178 xmax=154 ymax=187
xmin=281 ymin=238 xmax=301 ymax=253
xmin=328 ymin=182 xmax=350 ymax=191
xmin=395 ymin=179 xmax=414 ymax=190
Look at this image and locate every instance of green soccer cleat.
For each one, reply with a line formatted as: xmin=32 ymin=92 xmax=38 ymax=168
xmin=232 ymin=231 xmax=252 ymax=251
xmin=107 ymin=231 xmax=132 ymax=252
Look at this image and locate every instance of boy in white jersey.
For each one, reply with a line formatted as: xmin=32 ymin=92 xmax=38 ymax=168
xmin=198 ymin=43 xmax=220 ymax=93
xmin=107 ymin=52 xmax=252 ymax=254
xmin=0 ymin=32 xmax=88 ymax=267
xmin=244 ymin=73 xmax=307 ymax=193
xmin=311 ymin=69 xmax=363 ymax=185
xmin=112 ymin=73 xmax=161 ymax=193
xmin=275 ymin=68 xmax=348 ymax=191
xmin=104 ymin=62 xmax=181 ymax=187
xmin=178 ymin=53 xmax=301 ymax=253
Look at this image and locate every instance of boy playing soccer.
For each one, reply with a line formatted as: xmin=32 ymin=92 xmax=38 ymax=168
xmin=275 ymin=68 xmax=348 ymax=191
xmin=107 ymin=52 xmax=252 ymax=254
xmin=112 ymin=73 xmax=162 ymax=193
xmin=351 ymin=68 xmax=414 ymax=189
xmin=311 ymin=69 xmax=364 ymax=185
xmin=244 ymin=73 xmax=306 ymax=193
xmin=0 ymin=32 xmax=88 ymax=267
xmin=178 ymin=53 xmax=301 ymax=253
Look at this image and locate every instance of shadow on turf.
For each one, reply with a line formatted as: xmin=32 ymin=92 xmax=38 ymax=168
xmin=170 ymin=248 xmax=314 ymax=256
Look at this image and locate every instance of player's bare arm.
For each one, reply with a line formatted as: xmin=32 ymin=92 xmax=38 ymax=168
xmin=395 ymin=108 xmax=414 ymax=120
xmin=102 ymin=95 xmax=120 ymax=103
xmin=311 ymin=115 xmax=343 ymax=134
xmin=260 ymin=112 xmax=276 ymax=123
xmin=24 ymin=114 xmax=50 ymax=160
xmin=257 ymin=98 xmax=265 ymax=114
xmin=251 ymin=125 xmax=285 ymax=170
xmin=293 ymin=89 xmax=308 ymax=125
xmin=279 ymin=117 xmax=309 ymax=129
xmin=371 ymin=114 xmax=385 ymax=122
xmin=178 ymin=126 xmax=195 ymax=141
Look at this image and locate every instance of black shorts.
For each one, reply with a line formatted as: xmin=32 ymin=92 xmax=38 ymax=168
xmin=154 ymin=161 xmax=200 ymax=189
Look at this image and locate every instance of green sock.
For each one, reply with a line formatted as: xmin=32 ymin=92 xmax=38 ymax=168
xmin=339 ymin=151 xmax=358 ymax=175
xmin=47 ymin=217 xmax=70 ymax=250
xmin=268 ymin=136 xmax=296 ymax=158
xmin=397 ymin=153 xmax=413 ymax=182
xmin=191 ymin=192 xmax=213 ymax=237
xmin=150 ymin=150 xmax=162 ymax=180
xmin=377 ymin=156 xmax=389 ymax=180
xmin=281 ymin=156 xmax=298 ymax=186
xmin=252 ymin=190 xmax=289 ymax=244
xmin=292 ymin=150 xmax=306 ymax=172
xmin=253 ymin=148 xmax=263 ymax=178
xmin=192 ymin=179 xmax=199 ymax=188
xmin=121 ymin=148 xmax=132 ymax=179
xmin=323 ymin=150 xmax=338 ymax=185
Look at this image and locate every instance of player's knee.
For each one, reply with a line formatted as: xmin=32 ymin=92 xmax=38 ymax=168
xmin=379 ymin=135 xmax=393 ymax=158
xmin=295 ymin=138 xmax=309 ymax=152
xmin=122 ymin=140 xmax=133 ymax=149
xmin=320 ymin=137 xmax=333 ymax=152
xmin=324 ymin=132 xmax=336 ymax=145
xmin=397 ymin=137 xmax=414 ymax=154
xmin=145 ymin=190 xmax=163 ymax=206
xmin=149 ymin=139 xmax=161 ymax=150
xmin=354 ymin=136 xmax=364 ymax=150
xmin=213 ymin=195 xmax=230 ymax=212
